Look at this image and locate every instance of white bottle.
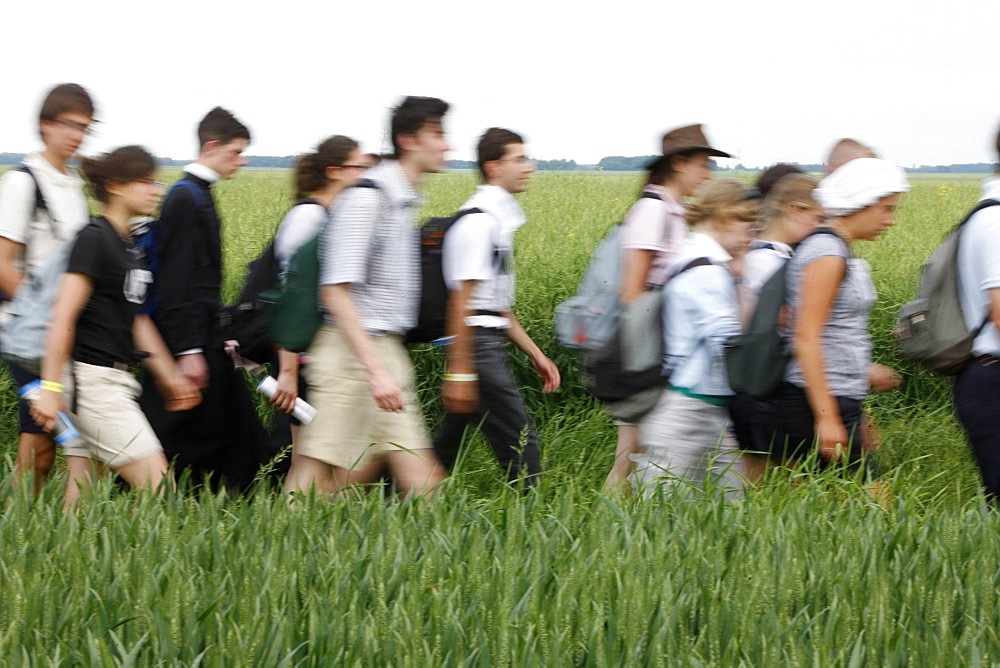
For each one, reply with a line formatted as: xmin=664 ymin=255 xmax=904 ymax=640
xmin=257 ymin=376 xmax=317 ymax=425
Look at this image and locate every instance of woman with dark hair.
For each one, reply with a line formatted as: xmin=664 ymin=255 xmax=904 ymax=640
xmin=32 ymin=145 xmax=201 ymax=506
xmin=604 ymin=124 xmax=730 ymax=491
xmin=275 ymin=136 xmax=371 ymax=494
xmin=775 ymin=158 xmax=908 ymax=473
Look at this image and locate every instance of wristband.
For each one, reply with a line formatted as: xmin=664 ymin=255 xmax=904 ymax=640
xmin=443 ymin=373 xmax=478 ymax=382
xmin=40 ymin=380 xmax=63 ymax=394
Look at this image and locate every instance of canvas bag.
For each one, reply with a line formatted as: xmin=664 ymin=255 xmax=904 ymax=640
xmin=896 ymin=199 xmax=1000 ymax=375
xmin=582 ymin=257 xmax=711 ymax=405
xmin=554 ymin=191 xmax=664 ymax=351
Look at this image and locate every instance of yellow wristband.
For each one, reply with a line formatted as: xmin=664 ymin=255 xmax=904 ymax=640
xmin=443 ymin=373 xmax=478 ymax=382
xmin=40 ymin=380 xmax=63 ymax=394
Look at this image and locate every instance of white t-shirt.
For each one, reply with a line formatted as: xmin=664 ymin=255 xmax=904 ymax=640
xmin=442 ymin=184 xmax=525 ymax=329
xmin=958 ymin=176 xmax=1000 ymax=356
xmin=0 ymin=152 xmax=89 ymax=279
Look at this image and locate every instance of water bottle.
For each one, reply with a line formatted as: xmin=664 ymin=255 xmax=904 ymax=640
xmin=18 ymin=380 xmax=85 ymax=449
xmin=257 ymin=376 xmax=317 ymax=425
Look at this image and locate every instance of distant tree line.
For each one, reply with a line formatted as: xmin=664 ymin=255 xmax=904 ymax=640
xmin=0 ymin=152 xmax=993 ymax=173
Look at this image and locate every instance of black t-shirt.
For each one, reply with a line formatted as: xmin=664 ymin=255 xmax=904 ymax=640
xmin=67 ymin=216 xmax=152 ymax=365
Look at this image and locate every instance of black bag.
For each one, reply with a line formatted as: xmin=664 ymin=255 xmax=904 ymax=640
xmin=406 ymin=207 xmax=483 ymax=344
xmin=724 ymin=227 xmax=848 ymax=400
xmin=582 ymin=257 xmax=711 ymax=403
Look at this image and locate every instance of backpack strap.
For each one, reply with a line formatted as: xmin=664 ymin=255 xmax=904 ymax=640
xmin=640 ymin=190 xmax=664 ymax=201
xmin=15 ymin=164 xmax=60 ymax=241
xmin=959 ymin=199 xmax=1000 ymax=334
xmin=674 ymin=256 xmax=712 ymax=277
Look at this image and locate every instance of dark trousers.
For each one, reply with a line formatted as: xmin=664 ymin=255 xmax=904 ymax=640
xmin=433 ymin=328 xmax=542 ymax=485
xmin=775 ymin=383 xmax=868 ymax=474
xmin=954 ymin=357 xmax=1000 ymax=500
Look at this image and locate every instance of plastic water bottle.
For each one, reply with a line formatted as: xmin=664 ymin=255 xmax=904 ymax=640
xmin=257 ymin=376 xmax=317 ymax=425
xmin=18 ymin=380 xmax=85 ymax=449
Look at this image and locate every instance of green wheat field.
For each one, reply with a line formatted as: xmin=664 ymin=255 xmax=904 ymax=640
xmin=2 ymin=169 xmax=999 ymax=665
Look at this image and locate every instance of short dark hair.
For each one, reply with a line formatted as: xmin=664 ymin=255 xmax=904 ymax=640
xmin=79 ymin=145 xmax=157 ymax=204
xmin=197 ymin=106 xmax=251 ymax=149
xmin=293 ymin=135 xmax=359 ymax=200
xmin=38 ymin=83 xmax=95 ymax=138
xmin=390 ymin=96 xmax=449 ymax=158
xmin=755 ymin=163 xmax=806 ymax=198
xmin=645 ymin=149 xmax=703 ymax=187
xmin=476 ymin=127 xmax=525 ymax=179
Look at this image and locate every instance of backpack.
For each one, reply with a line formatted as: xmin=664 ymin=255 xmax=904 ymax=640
xmin=582 ymin=256 xmax=711 ymax=404
xmin=0 ymin=164 xmax=74 ymax=371
xmin=895 ymin=199 xmax=1000 ymax=375
xmin=267 ymin=182 xmax=380 ymax=353
xmin=554 ymin=191 xmax=664 ymax=350
xmin=724 ymin=227 xmax=849 ymax=400
xmin=134 ymin=178 xmax=209 ymax=313
xmin=405 ymin=206 xmax=484 ymax=344
xmin=215 ymin=198 xmax=319 ymax=361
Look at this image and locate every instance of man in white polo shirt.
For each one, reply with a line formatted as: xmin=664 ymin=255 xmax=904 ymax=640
xmin=433 ymin=127 xmax=561 ymax=487
xmin=954 ymin=120 xmax=1000 ymax=502
xmin=0 ymin=83 xmax=95 ymax=492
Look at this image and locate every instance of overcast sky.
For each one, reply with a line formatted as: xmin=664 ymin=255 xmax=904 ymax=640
xmin=2 ymin=0 xmax=998 ymax=169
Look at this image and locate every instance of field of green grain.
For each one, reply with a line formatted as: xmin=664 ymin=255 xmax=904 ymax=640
xmin=2 ymin=168 xmax=999 ymax=665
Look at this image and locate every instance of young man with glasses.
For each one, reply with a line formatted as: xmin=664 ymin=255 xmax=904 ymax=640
xmin=433 ymin=127 xmax=560 ymax=487
xmin=0 ymin=83 xmax=96 ymax=493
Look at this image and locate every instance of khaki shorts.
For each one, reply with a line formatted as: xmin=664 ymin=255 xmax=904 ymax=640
xmin=62 ymin=361 xmax=163 ymax=467
xmin=297 ymin=326 xmax=432 ymax=469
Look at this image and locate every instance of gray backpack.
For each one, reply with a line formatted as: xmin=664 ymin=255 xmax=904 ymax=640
xmin=896 ymin=199 xmax=1000 ymax=375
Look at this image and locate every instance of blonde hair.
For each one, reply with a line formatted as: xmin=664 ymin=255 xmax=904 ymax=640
xmin=759 ymin=173 xmax=820 ymax=235
xmin=686 ymin=178 xmax=761 ymax=229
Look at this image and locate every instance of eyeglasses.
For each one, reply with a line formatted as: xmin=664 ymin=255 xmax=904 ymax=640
xmin=49 ymin=118 xmax=95 ymax=136
xmin=498 ymin=156 xmax=534 ymax=165
xmin=341 ymin=164 xmax=369 ymax=170
xmin=136 ymin=179 xmax=167 ymax=189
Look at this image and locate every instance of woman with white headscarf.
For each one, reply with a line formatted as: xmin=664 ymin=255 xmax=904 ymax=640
xmin=775 ymin=158 xmax=909 ymax=473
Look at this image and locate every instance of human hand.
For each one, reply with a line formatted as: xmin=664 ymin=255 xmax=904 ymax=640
xmin=158 ymin=373 xmax=202 ymax=412
xmin=443 ymin=378 xmax=478 ymax=414
xmin=30 ymin=388 xmax=65 ymax=433
xmin=271 ymin=369 xmax=299 ymax=414
xmin=868 ymin=363 xmax=901 ymax=394
xmin=815 ymin=415 xmax=849 ymax=461
xmin=368 ymin=365 xmax=404 ymax=412
xmin=177 ymin=353 xmax=209 ymax=390
xmin=532 ymin=354 xmax=561 ymax=393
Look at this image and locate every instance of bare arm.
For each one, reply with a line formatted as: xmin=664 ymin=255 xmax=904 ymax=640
xmin=133 ymin=315 xmax=202 ymax=412
xmin=442 ymin=280 xmax=479 ymax=414
xmin=33 ymin=273 xmax=92 ymax=431
xmin=270 ymin=348 xmax=301 ymax=413
xmin=619 ymin=248 xmax=654 ymax=306
xmin=0 ymin=237 xmax=24 ymax=299
xmin=503 ymin=311 xmax=561 ymax=393
xmin=322 ymin=283 xmax=402 ymax=411
xmin=793 ymin=256 xmax=848 ymax=459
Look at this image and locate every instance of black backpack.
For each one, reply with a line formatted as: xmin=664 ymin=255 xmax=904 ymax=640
xmin=405 ymin=207 xmax=484 ymax=344
xmin=724 ymin=227 xmax=849 ymax=400
xmin=215 ymin=198 xmax=320 ymax=362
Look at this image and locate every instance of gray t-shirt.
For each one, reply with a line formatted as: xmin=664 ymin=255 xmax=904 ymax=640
xmin=784 ymin=232 xmax=875 ymax=400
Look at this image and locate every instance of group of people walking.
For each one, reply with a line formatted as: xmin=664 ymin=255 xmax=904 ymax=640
xmin=3 ymin=82 xmax=1000 ymax=505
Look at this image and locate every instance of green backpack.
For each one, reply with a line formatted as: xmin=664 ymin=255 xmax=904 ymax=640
xmin=266 ymin=179 xmax=379 ymax=353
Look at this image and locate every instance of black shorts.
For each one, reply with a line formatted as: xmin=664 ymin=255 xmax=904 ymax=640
xmin=6 ymin=360 xmax=45 ymax=435
xmin=774 ymin=382 xmax=871 ymax=476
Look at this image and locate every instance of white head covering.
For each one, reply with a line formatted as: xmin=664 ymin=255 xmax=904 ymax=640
xmin=816 ymin=158 xmax=910 ymax=217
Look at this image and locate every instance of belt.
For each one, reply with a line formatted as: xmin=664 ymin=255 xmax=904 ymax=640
xmin=84 ymin=359 xmax=142 ymax=374
xmin=974 ymin=354 xmax=1000 ymax=366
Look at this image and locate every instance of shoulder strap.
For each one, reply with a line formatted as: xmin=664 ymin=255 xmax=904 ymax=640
xmin=639 ymin=190 xmax=663 ymax=201
xmin=959 ymin=198 xmax=1000 ymax=229
xmin=674 ymin=256 xmax=712 ymax=277
xmin=353 ymin=178 xmax=379 ymax=190
xmin=170 ymin=177 xmax=209 ymax=208
xmin=16 ymin=164 xmax=60 ymax=240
